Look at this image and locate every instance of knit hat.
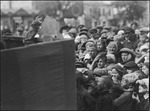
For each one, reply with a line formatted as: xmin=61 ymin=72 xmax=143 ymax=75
xmin=124 ymin=61 xmax=139 ymax=69
xmin=93 ymin=68 xmax=108 ymax=77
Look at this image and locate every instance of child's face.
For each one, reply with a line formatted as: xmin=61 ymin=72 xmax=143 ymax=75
xmin=97 ymin=42 xmax=104 ymax=51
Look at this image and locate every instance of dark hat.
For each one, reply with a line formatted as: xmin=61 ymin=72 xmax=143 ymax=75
xmin=122 ymin=26 xmax=135 ymax=34
xmin=89 ymin=27 xmax=97 ymax=34
xmin=103 ymin=25 xmax=111 ymax=30
xmin=112 ymin=64 xmax=126 ymax=77
xmin=76 ymin=61 xmax=87 ymax=68
xmin=80 ymin=27 xmax=88 ymax=32
xmin=59 ymin=25 xmax=70 ymax=33
xmin=79 ymin=31 xmax=89 ymax=37
xmin=118 ymin=48 xmax=136 ymax=58
xmin=93 ymin=33 xmax=101 ymax=39
xmin=77 ymin=24 xmax=85 ymax=29
xmin=101 ymin=29 xmax=108 ymax=34
xmin=139 ymin=27 xmax=149 ymax=32
xmin=124 ymin=61 xmax=139 ymax=69
xmin=16 ymin=26 xmax=24 ymax=31
xmin=93 ymin=68 xmax=108 ymax=77
xmin=96 ymin=25 xmax=103 ymax=29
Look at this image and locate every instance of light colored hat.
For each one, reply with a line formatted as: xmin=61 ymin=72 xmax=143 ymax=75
xmin=117 ymin=30 xmax=124 ymax=35
xmin=139 ymin=44 xmax=149 ymax=52
xmin=139 ymin=27 xmax=149 ymax=32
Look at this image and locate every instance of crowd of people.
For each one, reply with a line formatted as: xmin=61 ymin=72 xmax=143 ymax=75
xmin=0 ymin=16 xmax=149 ymax=111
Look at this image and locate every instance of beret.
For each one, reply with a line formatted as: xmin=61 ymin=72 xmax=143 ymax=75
xmin=124 ymin=61 xmax=139 ymax=69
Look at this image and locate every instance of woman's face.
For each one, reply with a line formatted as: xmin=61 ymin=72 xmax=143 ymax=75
xmin=97 ymin=58 xmax=106 ymax=68
xmin=121 ymin=52 xmax=129 ymax=62
xmin=107 ymin=45 xmax=117 ymax=54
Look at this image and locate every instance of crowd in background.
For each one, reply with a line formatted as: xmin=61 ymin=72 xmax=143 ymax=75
xmin=0 ymin=16 xmax=149 ymax=111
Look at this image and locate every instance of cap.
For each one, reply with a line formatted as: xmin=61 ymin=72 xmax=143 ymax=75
xmin=103 ymin=25 xmax=111 ymax=30
xmin=139 ymin=27 xmax=149 ymax=32
xmin=124 ymin=61 xmax=139 ymax=69
xmin=80 ymin=27 xmax=88 ymax=32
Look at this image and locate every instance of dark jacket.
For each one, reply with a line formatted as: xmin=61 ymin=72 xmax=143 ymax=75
xmin=77 ymin=88 xmax=96 ymax=110
xmin=95 ymin=89 xmax=113 ymax=110
xmin=113 ymin=91 xmax=137 ymax=111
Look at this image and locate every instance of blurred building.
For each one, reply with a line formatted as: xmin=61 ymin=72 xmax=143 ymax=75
xmin=138 ymin=1 xmax=149 ymax=26
xmin=83 ymin=1 xmax=114 ymax=28
xmin=1 ymin=1 xmax=39 ymax=32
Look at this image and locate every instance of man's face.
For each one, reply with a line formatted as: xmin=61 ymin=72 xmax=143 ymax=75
xmin=97 ymin=58 xmax=106 ymax=68
xmin=121 ymin=53 xmax=129 ymax=62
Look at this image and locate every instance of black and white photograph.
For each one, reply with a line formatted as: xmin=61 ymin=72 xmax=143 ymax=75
xmin=0 ymin=0 xmax=149 ymax=110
